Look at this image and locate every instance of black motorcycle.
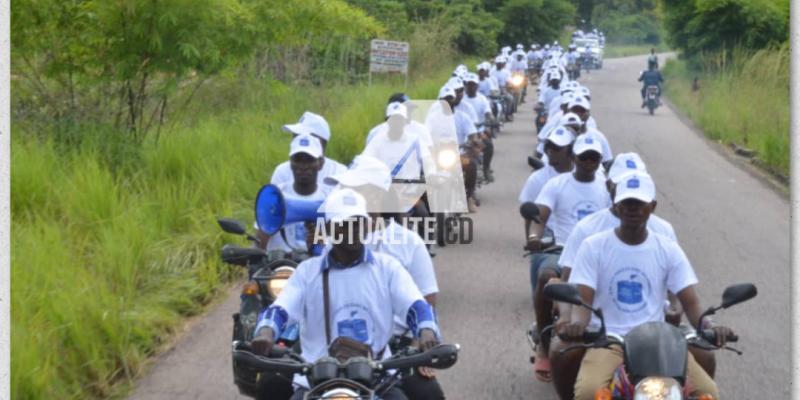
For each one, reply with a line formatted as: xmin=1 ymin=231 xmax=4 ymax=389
xmin=218 ymin=218 xmax=304 ymax=397
xmin=232 ymin=342 xmax=460 ymax=400
xmin=543 ymin=282 xmax=756 ymax=399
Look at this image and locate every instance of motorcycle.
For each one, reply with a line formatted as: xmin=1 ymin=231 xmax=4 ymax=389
xmin=509 ymin=72 xmax=527 ymax=110
xmin=488 ymin=93 xmax=507 ymax=125
xmin=646 ymin=85 xmax=660 ymax=115
xmin=232 ymin=342 xmax=460 ymax=399
xmin=218 ymin=218 xmax=303 ymax=397
xmin=543 ymin=282 xmax=757 ymax=400
xmin=566 ymin=61 xmax=580 ymax=81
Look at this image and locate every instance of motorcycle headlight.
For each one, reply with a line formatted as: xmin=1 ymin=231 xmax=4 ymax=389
xmin=266 ymin=266 xmax=294 ymax=298
xmin=436 ymin=148 xmax=458 ymax=170
xmin=321 ymin=388 xmax=360 ymax=399
xmin=633 ymin=377 xmax=682 ymax=400
xmin=510 ymin=75 xmax=525 ymax=87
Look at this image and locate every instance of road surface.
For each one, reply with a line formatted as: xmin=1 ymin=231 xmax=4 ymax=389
xmin=128 ymin=54 xmax=790 ymax=399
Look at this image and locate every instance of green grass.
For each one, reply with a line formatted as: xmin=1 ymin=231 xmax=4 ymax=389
xmin=662 ymin=44 xmax=790 ymax=177
xmin=603 ymin=44 xmax=665 ymax=59
xmin=10 ymin=64 xmax=455 ymax=399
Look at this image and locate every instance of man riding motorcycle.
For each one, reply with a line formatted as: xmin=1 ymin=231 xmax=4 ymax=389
xmin=251 ymin=188 xmax=441 ymax=400
xmin=638 ymin=59 xmax=664 ymax=108
xmin=559 ymin=172 xmax=730 ymax=400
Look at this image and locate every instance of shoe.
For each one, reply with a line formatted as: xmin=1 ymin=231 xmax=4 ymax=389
xmin=484 ymin=170 xmax=495 ymax=183
xmin=467 ymin=197 xmax=478 ymax=213
xmin=641 ymin=101 xmax=646 ymax=109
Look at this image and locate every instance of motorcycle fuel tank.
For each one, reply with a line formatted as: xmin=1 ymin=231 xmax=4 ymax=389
xmin=623 ymin=321 xmax=688 ymax=385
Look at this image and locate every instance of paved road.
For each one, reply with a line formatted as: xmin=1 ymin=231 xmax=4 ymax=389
xmin=128 ymin=54 xmax=790 ymax=399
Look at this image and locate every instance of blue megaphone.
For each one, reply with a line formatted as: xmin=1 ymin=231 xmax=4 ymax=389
xmin=255 ymin=184 xmax=325 ymax=235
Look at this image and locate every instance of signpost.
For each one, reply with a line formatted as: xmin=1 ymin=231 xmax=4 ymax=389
xmin=369 ymin=39 xmax=410 ymax=87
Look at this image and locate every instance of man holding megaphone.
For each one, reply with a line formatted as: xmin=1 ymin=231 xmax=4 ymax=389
xmin=256 ymin=133 xmax=331 ymax=255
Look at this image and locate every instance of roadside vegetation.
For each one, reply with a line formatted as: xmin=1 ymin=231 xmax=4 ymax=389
xmin=659 ymin=0 xmax=789 ymax=178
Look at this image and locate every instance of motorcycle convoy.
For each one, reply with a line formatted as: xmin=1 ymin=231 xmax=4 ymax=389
xmin=213 ymin=34 xmax=751 ymax=400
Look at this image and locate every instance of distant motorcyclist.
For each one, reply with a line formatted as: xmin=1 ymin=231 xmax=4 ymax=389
xmin=638 ymin=59 xmax=664 ymax=108
xmin=648 ymin=48 xmax=659 ymax=69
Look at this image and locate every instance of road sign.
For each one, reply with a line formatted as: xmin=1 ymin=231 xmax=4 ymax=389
xmin=369 ymin=39 xmax=409 ymax=86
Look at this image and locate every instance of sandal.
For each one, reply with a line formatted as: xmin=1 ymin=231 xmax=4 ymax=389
xmin=533 ymin=356 xmax=552 ymax=382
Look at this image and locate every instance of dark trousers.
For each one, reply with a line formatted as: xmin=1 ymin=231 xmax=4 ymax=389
xmin=481 ymin=137 xmax=494 ymax=174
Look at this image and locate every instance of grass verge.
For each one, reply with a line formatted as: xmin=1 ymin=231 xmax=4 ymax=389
xmin=661 ymin=45 xmax=789 ymax=178
xmin=10 ymin=61 xmax=464 ymax=399
xmin=603 ymin=44 xmax=664 ymax=59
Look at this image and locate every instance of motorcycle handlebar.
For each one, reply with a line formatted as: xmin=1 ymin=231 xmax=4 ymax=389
xmin=232 ymin=349 xmax=307 ymax=375
xmin=380 ymin=344 xmax=460 ymax=371
xmin=701 ymin=329 xmax=739 ymax=344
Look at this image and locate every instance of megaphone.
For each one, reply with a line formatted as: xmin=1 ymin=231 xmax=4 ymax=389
xmin=255 ymin=184 xmax=324 ymax=235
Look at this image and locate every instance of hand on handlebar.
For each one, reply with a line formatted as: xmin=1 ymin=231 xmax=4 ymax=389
xmin=557 ymin=321 xmax=588 ymax=342
xmin=525 ymin=237 xmax=543 ymax=252
xmin=418 ymin=329 xmax=439 ymax=352
xmin=251 ymin=328 xmax=275 ymax=356
xmin=704 ymin=325 xmax=738 ymax=347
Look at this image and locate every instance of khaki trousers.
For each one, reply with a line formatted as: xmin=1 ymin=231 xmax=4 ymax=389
xmin=574 ymin=345 xmax=719 ymax=400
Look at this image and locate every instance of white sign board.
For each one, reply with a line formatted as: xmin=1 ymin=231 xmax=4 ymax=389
xmin=370 ymin=39 xmax=409 ymax=74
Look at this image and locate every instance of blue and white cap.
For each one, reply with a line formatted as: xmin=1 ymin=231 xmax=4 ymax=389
xmin=546 ymin=126 xmax=576 ymax=147
xmin=321 ymin=188 xmax=370 ymax=223
xmin=568 ymin=95 xmax=591 ymax=111
xmin=607 ymin=152 xmax=647 ymax=183
xmin=282 ymin=111 xmax=331 ymax=141
xmin=573 ymin=134 xmax=603 ymax=156
xmin=614 ymin=171 xmax=656 ymax=204
xmin=289 ymin=133 xmax=323 ymax=158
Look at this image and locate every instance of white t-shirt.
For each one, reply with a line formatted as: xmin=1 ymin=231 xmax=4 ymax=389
xmin=586 ymin=116 xmax=598 ymax=130
xmin=271 ymin=157 xmax=347 ymax=188
xmin=454 ymin=108 xmax=478 ymax=146
xmin=265 ymin=249 xmax=428 ymax=385
xmin=366 ymin=120 xmax=433 ymax=148
xmin=518 ymin=165 xmax=559 ymax=204
xmin=362 ymin=128 xmax=433 ymax=181
xmin=539 ymin=87 xmax=561 ymax=109
xmin=462 ymin=94 xmax=492 ymax=126
xmin=569 ymin=229 xmax=699 ymax=336
xmin=259 ymin=182 xmax=330 ymax=253
xmin=535 ymin=173 xmax=611 ymax=245
xmin=490 ymin=68 xmax=511 ymax=88
xmin=478 ymin=76 xmax=499 ymax=97
xmin=559 ymin=208 xmax=677 ymax=268
xmin=366 ymin=219 xmax=438 ymax=296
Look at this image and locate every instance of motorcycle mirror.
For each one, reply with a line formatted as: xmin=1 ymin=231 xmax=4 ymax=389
xmin=543 ymin=283 xmax=584 ymax=307
xmin=720 ymin=283 xmax=757 ymax=309
xmin=218 ymin=218 xmax=247 ymax=235
xmin=519 ymin=202 xmax=540 ymax=220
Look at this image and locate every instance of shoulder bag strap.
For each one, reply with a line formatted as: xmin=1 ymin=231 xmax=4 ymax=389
xmin=323 ymin=268 xmax=332 ymax=346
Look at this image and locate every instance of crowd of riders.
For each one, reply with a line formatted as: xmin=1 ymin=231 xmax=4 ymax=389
xmin=517 ymin=32 xmax=733 ymax=400
xmin=234 ymin=27 xmax=733 ymax=399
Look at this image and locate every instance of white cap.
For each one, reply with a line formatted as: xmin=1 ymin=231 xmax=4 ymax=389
xmin=561 ymin=112 xmax=582 ymax=127
xmin=579 ymin=86 xmax=591 ymax=98
xmin=495 ymin=55 xmax=507 ymax=63
xmin=565 ymin=81 xmax=580 ymax=90
xmin=324 ymin=154 xmax=392 ymax=191
xmin=385 ymin=102 xmax=408 ymax=118
xmin=560 ymin=91 xmax=576 ymax=105
xmin=573 ymin=135 xmax=603 ymax=156
xmin=614 ymin=172 xmax=656 ymax=204
xmin=516 ymin=44 xmax=524 ymax=49
xmin=463 ymin=73 xmax=479 ymax=84
xmin=568 ymin=95 xmax=591 ymax=111
xmin=438 ymin=85 xmax=456 ymax=99
xmin=289 ymin=134 xmax=323 ymax=158
xmin=322 ymin=188 xmax=370 ymax=223
xmin=607 ymin=152 xmax=648 ymax=183
xmin=546 ymin=126 xmax=576 ymax=147
xmin=477 ymin=62 xmax=491 ymax=71
xmin=282 ymin=111 xmax=331 ymax=141
xmin=447 ymin=76 xmax=464 ymax=90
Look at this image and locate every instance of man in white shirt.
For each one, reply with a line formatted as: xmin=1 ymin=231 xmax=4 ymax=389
xmin=566 ymin=96 xmax=611 ymax=165
xmin=476 ymin=62 xmax=499 ymax=98
xmin=463 ymin=73 xmax=495 ymax=182
xmin=363 ymin=103 xmax=433 ymax=183
xmin=366 ymin=93 xmax=433 ymax=149
xmin=256 ymin=134 xmax=331 ymax=253
xmin=526 ymin=135 xmax=611 ymax=381
xmin=271 ymin=111 xmax=347 ymax=188
xmin=490 ymin=56 xmax=515 ymax=118
xmin=251 ymin=189 xmax=440 ymax=400
xmin=325 ymin=156 xmax=445 ymax=398
xmin=561 ymin=173 xmax=730 ymax=400
xmin=440 ymin=84 xmax=481 ymax=212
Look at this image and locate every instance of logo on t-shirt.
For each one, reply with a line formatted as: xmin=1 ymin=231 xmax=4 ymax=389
xmin=334 ymin=303 xmax=375 ymax=344
xmin=572 ymin=201 xmax=600 ymax=221
xmin=625 ymin=159 xmax=637 ymax=169
xmin=609 ymin=267 xmax=652 ymax=313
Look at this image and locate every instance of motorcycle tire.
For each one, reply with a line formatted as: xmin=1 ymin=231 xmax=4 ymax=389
xmin=435 ymin=213 xmax=447 ymax=247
